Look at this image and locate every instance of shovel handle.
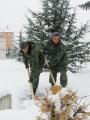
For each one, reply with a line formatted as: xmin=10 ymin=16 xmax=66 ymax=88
xmin=27 ymin=68 xmax=30 ymax=76
xmin=27 ymin=68 xmax=35 ymax=97
xmin=50 ymin=70 xmax=56 ymax=85
xmin=45 ymin=57 xmax=56 ymax=85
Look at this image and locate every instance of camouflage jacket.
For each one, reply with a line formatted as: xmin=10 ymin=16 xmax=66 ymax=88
xmin=44 ymin=40 xmax=68 ymax=72
xmin=21 ymin=42 xmax=44 ymax=72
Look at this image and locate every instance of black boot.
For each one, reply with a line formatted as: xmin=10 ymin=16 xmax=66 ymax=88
xmin=60 ymin=79 xmax=67 ymax=87
xmin=33 ymin=87 xmax=36 ymax=95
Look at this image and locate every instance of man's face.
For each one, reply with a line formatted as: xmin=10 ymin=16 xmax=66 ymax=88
xmin=22 ymin=46 xmax=28 ymax=54
xmin=52 ymin=36 xmax=60 ymax=44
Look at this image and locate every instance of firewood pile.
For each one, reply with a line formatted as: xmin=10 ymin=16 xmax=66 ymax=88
xmin=35 ymin=86 xmax=90 ymax=120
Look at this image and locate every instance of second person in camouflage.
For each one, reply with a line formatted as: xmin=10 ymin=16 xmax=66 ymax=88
xmin=44 ymin=32 xmax=68 ymax=87
xmin=20 ymin=41 xmax=45 ymax=95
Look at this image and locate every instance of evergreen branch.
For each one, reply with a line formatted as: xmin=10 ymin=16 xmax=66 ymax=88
xmin=79 ymin=1 xmax=90 ymax=10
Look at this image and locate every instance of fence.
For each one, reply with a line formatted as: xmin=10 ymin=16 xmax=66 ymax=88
xmin=0 ymin=94 xmax=12 ymax=110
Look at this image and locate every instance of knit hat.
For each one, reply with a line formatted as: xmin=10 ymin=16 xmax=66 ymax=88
xmin=20 ymin=42 xmax=28 ymax=49
xmin=51 ymin=32 xmax=60 ymax=39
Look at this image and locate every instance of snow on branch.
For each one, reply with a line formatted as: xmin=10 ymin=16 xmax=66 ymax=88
xmin=35 ymin=87 xmax=90 ymax=120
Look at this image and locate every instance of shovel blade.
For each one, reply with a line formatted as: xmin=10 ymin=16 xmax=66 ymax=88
xmin=50 ymin=85 xmax=62 ymax=95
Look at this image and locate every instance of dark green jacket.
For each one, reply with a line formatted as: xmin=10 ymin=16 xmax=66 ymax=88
xmin=44 ymin=40 xmax=68 ymax=72
xmin=21 ymin=42 xmax=44 ymax=73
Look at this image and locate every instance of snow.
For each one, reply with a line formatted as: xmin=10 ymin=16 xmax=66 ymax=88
xmin=0 ymin=59 xmax=90 ymax=119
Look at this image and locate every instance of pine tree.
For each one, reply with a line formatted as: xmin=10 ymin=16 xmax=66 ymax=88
xmin=18 ymin=30 xmax=25 ymax=45
xmin=25 ymin=0 xmax=90 ymax=72
xmin=79 ymin=1 xmax=90 ymax=10
xmin=10 ymin=45 xmax=19 ymax=59
xmin=17 ymin=31 xmax=25 ymax=61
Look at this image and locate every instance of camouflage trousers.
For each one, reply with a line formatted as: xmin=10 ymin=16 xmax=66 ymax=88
xmin=49 ymin=69 xmax=68 ymax=87
xmin=29 ymin=68 xmax=42 ymax=90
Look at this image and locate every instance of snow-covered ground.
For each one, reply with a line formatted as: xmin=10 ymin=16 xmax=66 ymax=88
xmin=0 ymin=59 xmax=90 ymax=120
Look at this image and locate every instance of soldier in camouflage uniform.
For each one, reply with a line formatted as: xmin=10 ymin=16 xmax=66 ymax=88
xmin=20 ymin=41 xmax=44 ymax=95
xmin=44 ymin=32 xmax=68 ymax=87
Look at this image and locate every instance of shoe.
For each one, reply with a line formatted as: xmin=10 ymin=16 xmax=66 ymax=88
xmin=33 ymin=87 xmax=36 ymax=95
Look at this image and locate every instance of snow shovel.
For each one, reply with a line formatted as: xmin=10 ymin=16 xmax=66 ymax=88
xmin=27 ymin=68 xmax=35 ymax=98
xmin=27 ymin=68 xmax=42 ymax=100
xmin=45 ymin=57 xmax=62 ymax=95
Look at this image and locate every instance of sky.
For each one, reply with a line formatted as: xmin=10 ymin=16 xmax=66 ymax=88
xmin=0 ymin=0 xmax=41 ymax=33
xmin=0 ymin=0 xmax=90 ymax=38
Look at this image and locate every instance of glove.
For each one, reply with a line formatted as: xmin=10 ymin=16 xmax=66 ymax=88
xmin=28 ymin=76 xmax=33 ymax=83
xmin=44 ymin=58 xmax=50 ymax=69
xmin=44 ymin=63 xmax=48 ymax=69
xmin=25 ymin=64 xmax=29 ymax=69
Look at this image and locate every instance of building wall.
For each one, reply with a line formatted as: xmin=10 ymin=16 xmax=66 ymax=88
xmin=0 ymin=32 xmax=14 ymax=58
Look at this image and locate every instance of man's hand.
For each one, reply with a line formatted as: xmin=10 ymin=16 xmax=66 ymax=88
xmin=44 ymin=57 xmax=50 ymax=69
xmin=25 ymin=64 xmax=29 ymax=69
xmin=44 ymin=63 xmax=48 ymax=69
